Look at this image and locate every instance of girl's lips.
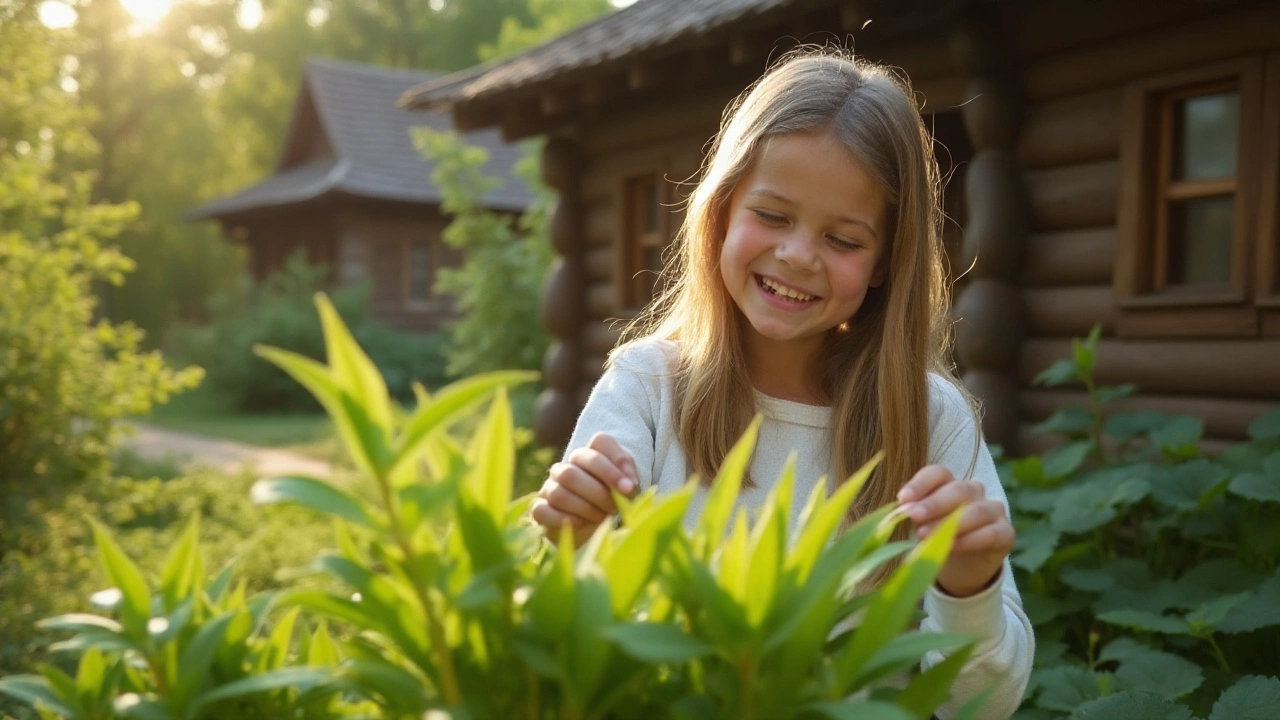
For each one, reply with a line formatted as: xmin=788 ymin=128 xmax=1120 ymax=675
xmin=755 ymin=273 xmax=820 ymax=311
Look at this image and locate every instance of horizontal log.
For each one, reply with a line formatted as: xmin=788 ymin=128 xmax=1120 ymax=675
xmin=586 ymin=282 xmax=617 ymax=318
xmin=1018 ymin=339 xmax=1280 ymax=399
xmin=1022 ymin=286 xmax=1116 ymax=337
xmin=1017 ymin=89 xmax=1122 ymax=170
xmin=1021 ymin=3 xmax=1280 ymax=101
xmin=581 ymin=354 xmax=607 ymax=383
xmin=1023 ymin=228 xmax=1117 ymax=287
xmin=1020 ymin=389 xmax=1278 ymax=441
xmin=584 ymin=321 xmax=623 ymax=356
xmin=583 ymin=201 xmax=615 ymax=248
xmin=1025 ymin=160 xmax=1119 ymax=232
xmin=1004 ymin=0 xmax=1236 ymax=63
xmin=585 ymin=246 xmax=613 ymax=282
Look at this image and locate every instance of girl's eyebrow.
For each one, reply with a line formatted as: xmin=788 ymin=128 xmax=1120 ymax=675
xmin=744 ymin=188 xmax=880 ymax=240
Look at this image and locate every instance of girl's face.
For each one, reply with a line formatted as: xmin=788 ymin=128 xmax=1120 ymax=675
xmin=720 ymin=130 xmax=888 ymax=358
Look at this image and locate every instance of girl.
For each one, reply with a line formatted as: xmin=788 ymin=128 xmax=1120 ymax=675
xmin=530 ymin=51 xmax=1033 ymax=720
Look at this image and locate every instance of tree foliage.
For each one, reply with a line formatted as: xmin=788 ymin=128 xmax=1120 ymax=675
xmin=0 ymin=0 xmax=201 ymax=488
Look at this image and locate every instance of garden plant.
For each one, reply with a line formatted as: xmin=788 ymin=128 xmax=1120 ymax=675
xmin=1 ymin=295 xmax=986 ymax=720
xmin=1006 ymin=326 xmax=1280 ymax=719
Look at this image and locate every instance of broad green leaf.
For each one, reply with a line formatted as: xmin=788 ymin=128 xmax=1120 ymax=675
xmin=464 ymin=386 xmax=514 ymax=520
xmin=564 ymin=572 xmax=614 ymax=706
xmin=1097 ymin=609 xmax=1188 ymax=635
xmin=1152 ymin=459 xmax=1230 ymax=512
xmin=603 ymin=622 xmax=714 ymax=663
xmin=1217 ymin=578 xmax=1280 ymax=633
xmin=159 ymin=515 xmax=201 ymax=611
xmin=35 ymin=664 xmax=81 ymax=716
xmin=802 ymin=700 xmax=915 ymax=720
xmin=89 ymin=520 xmax=151 ymax=636
xmin=250 ymin=476 xmax=378 ymax=528
xmin=835 ymin=510 xmax=961 ymax=688
xmin=696 ymin=415 xmax=762 ymax=556
xmin=894 ymin=642 xmax=975 ymax=720
xmin=316 ymin=293 xmax=392 ymax=432
xmin=194 ymin=667 xmax=331 ymax=709
xmin=1033 ymin=358 xmax=1079 ymax=387
xmin=526 ymin=525 xmax=575 ymax=639
xmin=1031 ymin=666 xmax=1105 ymax=712
xmin=1099 ymin=637 xmax=1156 ymax=664
xmin=1097 ymin=383 xmax=1138 ymax=405
xmin=37 ymin=613 xmax=124 ymax=635
xmin=1152 ymin=416 xmax=1203 ymax=453
xmin=1072 ymin=691 xmax=1193 ymax=720
xmin=1186 ymin=591 xmax=1251 ymax=631
xmin=172 ymin=612 xmax=235 ymax=709
xmin=1042 ymin=440 xmax=1093 ymax=480
xmin=276 ymin=589 xmax=381 ymax=631
xmin=341 ymin=654 xmax=429 ymax=713
xmin=0 ymin=676 xmax=73 ymax=717
xmin=1011 ymin=523 xmax=1059 ymax=573
xmin=113 ymin=694 xmax=176 ymax=720
xmin=1031 ymin=407 xmax=1094 ymax=436
xmin=1051 ymin=476 xmax=1149 ymax=534
xmin=74 ymin=646 xmax=106 ymax=714
xmin=391 ymin=370 xmax=537 ymax=479
xmin=1208 ymin=675 xmax=1280 ymax=720
xmin=1228 ymin=455 xmax=1280 ymax=503
xmin=1114 ymin=649 xmax=1204 ymax=701
xmin=1105 ymin=411 xmax=1172 ymax=443
xmin=1247 ymin=408 xmax=1280 ymax=441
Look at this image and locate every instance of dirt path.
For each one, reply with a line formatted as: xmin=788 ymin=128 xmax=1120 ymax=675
xmin=123 ymin=423 xmax=336 ymax=479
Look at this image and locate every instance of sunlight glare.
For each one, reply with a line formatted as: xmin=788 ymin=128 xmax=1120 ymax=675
xmin=120 ymin=0 xmax=173 ymax=31
xmin=38 ymin=1 xmax=77 ymax=29
xmin=237 ymin=0 xmax=263 ymax=30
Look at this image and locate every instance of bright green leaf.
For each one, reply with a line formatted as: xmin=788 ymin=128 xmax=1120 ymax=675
xmin=464 ymin=386 xmax=515 ymax=520
xmin=307 ymin=622 xmax=342 ymax=666
xmin=696 ymin=415 xmax=762 ymax=556
xmin=603 ymin=622 xmax=713 ymax=663
xmin=195 ymin=667 xmax=331 ymax=710
xmin=0 ymin=676 xmax=73 ymax=717
xmin=315 ymin=293 xmax=392 ymax=432
xmin=895 ymin=642 xmax=975 ymax=719
xmin=250 ymin=476 xmax=378 ymax=528
xmin=88 ymin=520 xmax=151 ymax=636
xmin=159 ymin=515 xmax=201 ymax=611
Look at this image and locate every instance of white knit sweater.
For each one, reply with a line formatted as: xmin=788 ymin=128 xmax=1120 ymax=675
xmin=563 ymin=339 xmax=1033 ymax=720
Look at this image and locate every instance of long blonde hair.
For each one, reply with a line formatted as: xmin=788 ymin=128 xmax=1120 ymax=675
xmin=617 ymin=49 xmax=962 ymax=523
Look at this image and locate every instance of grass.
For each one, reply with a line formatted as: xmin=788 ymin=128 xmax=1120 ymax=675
xmin=142 ymin=382 xmax=338 ymax=457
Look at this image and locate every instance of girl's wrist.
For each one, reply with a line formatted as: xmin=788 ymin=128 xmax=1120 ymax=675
xmin=935 ymin=567 xmax=1002 ymax=599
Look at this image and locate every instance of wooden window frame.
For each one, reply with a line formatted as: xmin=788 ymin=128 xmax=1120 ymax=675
xmin=618 ymin=171 xmax=671 ymax=312
xmin=1115 ymin=57 xmax=1269 ymax=339
xmin=402 ymin=238 xmax=434 ymax=311
xmin=1258 ymin=53 xmax=1280 ymax=337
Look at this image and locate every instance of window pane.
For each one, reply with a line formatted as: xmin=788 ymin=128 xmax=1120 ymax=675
xmin=410 ymin=242 xmax=430 ymax=301
xmin=1167 ymin=195 xmax=1233 ymax=285
xmin=1174 ymin=91 xmax=1239 ymax=181
xmin=339 ymin=237 xmax=367 ymax=285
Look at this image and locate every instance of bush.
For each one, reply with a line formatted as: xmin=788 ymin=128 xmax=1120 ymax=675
xmin=0 ymin=294 xmax=986 ymax=720
xmin=1005 ymin=327 xmax=1280 ymax=719
xmin=170 ymin=254 xmax=450 ymax=413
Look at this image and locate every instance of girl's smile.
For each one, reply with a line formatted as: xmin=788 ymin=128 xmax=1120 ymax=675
xmin=720 ymin=130 xmax=888 ymax=366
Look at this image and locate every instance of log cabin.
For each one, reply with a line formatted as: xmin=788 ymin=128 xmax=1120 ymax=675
xmin=404 ymin=0 xmax=1280 ymax=452
xmin=190 ymin=57 xmax=533 ymax=333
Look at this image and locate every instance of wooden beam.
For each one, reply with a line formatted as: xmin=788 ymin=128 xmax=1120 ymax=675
xmin=1025 ymin=160 xmax=1119 ymax=232
xmin=1022 ymin=286 xmax=1117 ymax=337
xmin=539 ymin=84 xmax=576 ymax=117
xmin=1019 ymin=338 xmax=1280 ymax=398
xmin=1018 ymin=89 xmax=1122 ymax=170
xmin=1023 ymin=228 xmax=1117 ymax=287
xmin=452 ymin=102 xmax=503 ymax=132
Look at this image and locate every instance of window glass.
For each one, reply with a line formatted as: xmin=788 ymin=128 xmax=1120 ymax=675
xmin=1167 ymin=195 xmax=1233 ymax=285
xmin=1174 ymin=91 xmax=1239 ymax=181
xmin=339 ymin=236 xmax=367 ymax=285
xmin=409 ymin=241 xmax=431 ymax=302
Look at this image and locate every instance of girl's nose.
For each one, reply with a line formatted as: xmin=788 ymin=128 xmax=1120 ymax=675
xmin=775 ymin=230 xmax=818 ymax=270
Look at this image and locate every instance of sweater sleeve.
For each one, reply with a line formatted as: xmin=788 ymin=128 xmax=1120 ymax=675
xmin=561 ymin=340 xmax=669 ymax=493
xmin=920 ymin=376 xmax=1034 ymax=720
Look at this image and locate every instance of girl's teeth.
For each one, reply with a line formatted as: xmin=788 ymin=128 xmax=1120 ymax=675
xmin=762 ymin=277 xmax=814 ymax=301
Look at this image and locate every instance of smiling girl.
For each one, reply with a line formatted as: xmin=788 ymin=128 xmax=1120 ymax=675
xmin=530 ymin=50 xmax=1033 ymax=719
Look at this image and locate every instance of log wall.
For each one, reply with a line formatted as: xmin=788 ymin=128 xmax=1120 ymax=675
xmin=1008 ymin=4 xmax=1280 ymax=447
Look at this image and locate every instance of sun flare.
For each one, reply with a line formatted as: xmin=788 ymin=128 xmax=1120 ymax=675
xmin=119 ymin=0 xmax=173 ymax=30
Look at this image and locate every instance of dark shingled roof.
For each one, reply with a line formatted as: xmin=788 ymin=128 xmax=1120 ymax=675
xmin=192 ymin=57 xmax=533 ymax=220
xmin=404 ymin=0 xmax=793 ymax=109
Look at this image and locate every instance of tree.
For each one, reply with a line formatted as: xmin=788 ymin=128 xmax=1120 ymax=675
xmin=480 ymin=0 xmax=613 ymax=61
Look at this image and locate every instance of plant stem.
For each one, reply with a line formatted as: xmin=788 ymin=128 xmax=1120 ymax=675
xmin=1205 ymin=634 xmax=1232 ymax=673
xmin=526 ymin=666 xmax=540 ymax=720
xmin=739 ymin=655 xmax=757 ymax=720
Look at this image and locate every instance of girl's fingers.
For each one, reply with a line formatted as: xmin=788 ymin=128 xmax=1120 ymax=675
xmin=531 ymin=499 xmax=585 ymax=531
xmin=549 ymin=462 xmax=618 ymax=515
xmin=897 ymin=464 xmax=954 ymax=504
xmin=916 ymin=498 xmax=1007 ymax=539
xmin=543 ymin=479 xmax=609 ymax=524
xmin=950 ymin=520 xmax=1016 ymax=555
xmin=903 ymin=477 xmax=983 ymax=527
xmin=586 ymin=432 xmax=639 ymax=497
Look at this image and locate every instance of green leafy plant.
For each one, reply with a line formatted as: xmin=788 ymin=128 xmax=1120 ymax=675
xmin=1006 ymin=326 xmax=1280 ymax=719
xmin=3 ymin=294 xmax=984 ymax=719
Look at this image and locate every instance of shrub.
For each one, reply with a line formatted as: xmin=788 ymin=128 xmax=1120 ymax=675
xmin=170 ymin=254 xmax=450 ymax=413
xmin=1 ymin=294 xmax=986 ymax=720
xmin=1005 ymin=326 xmax=1280 ymax=719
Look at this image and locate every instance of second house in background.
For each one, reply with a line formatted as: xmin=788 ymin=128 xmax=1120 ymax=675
xmin=189 ymin=57 xmax=533 ymax=333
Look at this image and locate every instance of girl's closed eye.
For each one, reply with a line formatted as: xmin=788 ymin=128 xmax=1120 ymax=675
xmin=751 ymin=208 xmax=787 ymax=225
xmin=827 ymin=234 xmax=865 ymax=251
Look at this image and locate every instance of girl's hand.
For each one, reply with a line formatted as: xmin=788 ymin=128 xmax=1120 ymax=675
xmin=897 ymin=465 xmax=1015 ymax=598
xmin=531 ymin=432 xmax=638 ymax=546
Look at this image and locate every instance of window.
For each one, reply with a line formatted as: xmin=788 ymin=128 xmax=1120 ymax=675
xmin=620 ymin=173 xmax=669 ymax=309
xmin=339 ymin=235 xmax=368 ymax=286
xmin=1115 ymin=55 xmax=1280 ymax=337
xmin=405 ymin=240 xmax=432 ymax=307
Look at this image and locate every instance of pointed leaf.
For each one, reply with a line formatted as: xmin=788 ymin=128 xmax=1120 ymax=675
xmin=788 ymin=451 xmax=884 ymax=582
xmin=160 ymin=515 xmax=201 ymax=611
xmin=465 ymin=386 xmax=515 ymax=520
xmin=603 ymin=623 xmax=714 ymax=663
xmin=696 ymin=415 xmax=762 ymax=555
xmin=307 ymin=622 xmax=342 ymax=666
xmin=89 ymin=520 xmax=151 ymax=635
xmin=172 ymin=612 xmax=235 ymax=708
xmin=0 ymin=676 xmax=73 ymax=716
xmin=894 ymin=643 xmax=976 ymax=720
xmin=250 ymin=476 xmax=378 ymax=527
xmin=316 ymin=293 xmax=392 ymax=432
xmin=194 ymin=667 xmax=331 ymax=709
